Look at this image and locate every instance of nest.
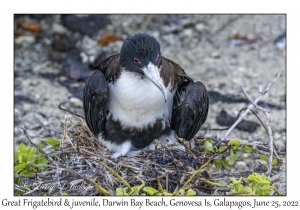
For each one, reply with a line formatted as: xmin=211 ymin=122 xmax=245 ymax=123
xmin=16 ymin=114 xmax=217 ymax=196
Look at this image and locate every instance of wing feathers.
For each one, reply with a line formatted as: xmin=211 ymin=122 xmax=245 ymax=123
xmin=83 ymin=54 xmax=121 ymax=135
xmin=83 ymin=70 xmax=109 ymax=135
xmin=171 ymin=81 xmax=209 ymax=140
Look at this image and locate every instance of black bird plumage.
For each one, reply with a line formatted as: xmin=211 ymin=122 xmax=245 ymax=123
xmin=83 ymin=33 xmax=209 ymax=158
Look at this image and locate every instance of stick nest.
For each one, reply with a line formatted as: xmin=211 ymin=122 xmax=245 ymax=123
xmin=17 ymin=114 xmax=215 ymax=196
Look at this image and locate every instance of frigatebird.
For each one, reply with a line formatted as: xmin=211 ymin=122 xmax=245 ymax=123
xmin=83 ymin=33 xmax=209 ymax=158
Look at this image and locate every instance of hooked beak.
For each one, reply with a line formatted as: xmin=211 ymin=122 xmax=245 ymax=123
xmin=142 ymin=63 xmax=167 ymax=102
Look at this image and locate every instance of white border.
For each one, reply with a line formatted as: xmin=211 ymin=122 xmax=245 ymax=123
xmin=2 ymin=1 xmax=298 ymax=209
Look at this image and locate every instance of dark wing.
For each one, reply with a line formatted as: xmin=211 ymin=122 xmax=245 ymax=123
xmin=94 ymin=54 xmax=121 ymax=83
xmin=162 ymin=58 xmax=209 ymax=140
xmin=160 ymin=57 xmax=193 ymax=91
xmin=171 ymin=81 xmax=209 ymax=140
xmin=83 ymin=54 xmax=120 ymax=135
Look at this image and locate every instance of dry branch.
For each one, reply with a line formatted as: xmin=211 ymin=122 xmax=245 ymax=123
xmin=221 ymin=69 xmax=285 ymax=176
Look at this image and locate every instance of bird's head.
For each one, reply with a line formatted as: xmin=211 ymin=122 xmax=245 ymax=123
xmin=120 ymin=33 xmax=166 ymax=101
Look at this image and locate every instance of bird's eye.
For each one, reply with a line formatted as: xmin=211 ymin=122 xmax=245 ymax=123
xmin=156 ymin=54 xmax=160 ymax=62
xmin=134 ymin=58 xmax=141 ymax=64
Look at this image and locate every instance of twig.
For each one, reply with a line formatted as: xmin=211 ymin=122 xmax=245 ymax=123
xmin=58 ymin=103 xmax=85 ymax=119
xmin=273 ymin=186 xmax=284 ymax=196
xmin=20 ymin=126 xmax=55 ymax=163
xmin=199 ymin=178 xmax=230 ymax=189
xmin=221 ymin=69 xmax=284 ymax=176
xmin=144 ymin=161 xmax=164 ymax=193
xmin=221 ymin=69 xmax=284 ymax=141
xmin=249 ymin=109 xmax=279 ymax=152
xmin=241 ymin=86 xmax=275 ymax=176
xmin=33 ymin=164 xmax=111 ymax=195
xmin=161 ymin=143 xmax=181 ymax=188
xmin=23 ymin=186 xmax=41 ymax=196
xmin=14 ymin=184 xmax=27 ymax=193
xmin=172 ymin=158 xmax=211 ymax=195
xmin=82 ymin=155 xmax=132 ymax=191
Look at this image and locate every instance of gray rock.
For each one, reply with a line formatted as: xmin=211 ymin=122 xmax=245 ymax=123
xmin=67 ymin=97 xmax=83 ymax=108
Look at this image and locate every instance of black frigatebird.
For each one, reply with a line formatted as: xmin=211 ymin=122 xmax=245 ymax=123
xmin=83 ymin=33 xmax=209 ymax=158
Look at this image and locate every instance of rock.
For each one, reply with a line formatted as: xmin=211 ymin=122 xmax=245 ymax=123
xmin=62 ymin=54 xmax=91 ymax=81
xmin=68 ymin=97 xmax=83 ymax=108
xmin=51 ymin=33 xmax=76 ymax=52
xmin=216 ymin=110 xmax=260 ymax=133
xmin=15 ymin=35 xmax=35 ymax=44
xmin=61 ymin=14 xmax=110 ymax=36
xmin=195 ymin=23 xmax=207 ymax=32
xmin=210 ymin=51 xmax=220 ymax=58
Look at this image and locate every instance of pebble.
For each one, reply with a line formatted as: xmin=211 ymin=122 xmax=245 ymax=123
xmin=68 ymin=97 xmax=83 ymax=108
xmin=52 ymin=23 xmax=68 ymax=34
xmin=210 ymin=51 xmax=220 ymax=58
xmin=195 ymin=23 xmax=207 ymax=32
xmin=15 ymin=35 xmax=35 ymax=44
xmin=235 ymin=161 xmax=247 ymax=171
xmin=183 ymin=28 xmax=193 ymax=37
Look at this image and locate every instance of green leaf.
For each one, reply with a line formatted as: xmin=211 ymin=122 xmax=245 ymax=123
xmin=129 ymin=184 xmax=144 ymax=196
xmin=62 ymin=192 xmax=68 ymax=196
xmin=203 ymin=141 xmax=214 ymax=153
xmin=37 ymin=142 xmax=43 ymax=148
xmin=243 ymin=145 xmax=254 ymax=153
xmin=186 ymin=189 xmax=196 ymax=196
xmin=179 ymin=189 xmax=185 ymax=195
xmin=213 ymin=159 xmax=221 ymax=170
xmin=230 ymin=177 xmax=241 ymax=185
xmin=143 ymin=187 xmax=159 ymax=195
xmin=116 ymin=188 xmax=129 ymax=196
xmin=28 ymin=147 xmax=37 ymax=155
xmin=245 ymin=173 xmax=270 ymax=183
xmin=18 ymin=154 xmax=23 ymax=164
xmin=27 ymin=154 xmax=35 ymax=163
xmin=207 ymin=163 xmax=212 ymax=170
xmin=228 ymin=139 xmax=241 ymax=150
xmin=26 ymin=147 xmax=33 ymax=153
xmin=244 ymin=173 xmax=273 ymax=195
xmin=245 ymin=174 xmax=258 ymax=183
xmin=38 ymin=156 xmax=49 ymax=165
xmin=272 ymin=159 xmax=278 ymax=167
xmin=163 ymin=191 xmax=173 ymax=196
xmin=229 ymin=149 xmax=238 ymax=165
xmin=20 ymin=170 xmax=33 ymax=176
xmin=14 ymin=150 xmax=20 ymax=162
xmin=221 ymin=158 xmax=229 ymax=169
xmin=46 ymin=138 xmax=60 ymax=145
xmin=21 ymin=153 xmax=29 ymax=162
xmin=258 ymin=154 xmax=269 ymax=163
xmin=14 ymin=163 xmax=27 ymax=172
xmin=18 ymin=143 xmax=27 ymax=153
xmin=218 ymin=146 xmax=227 ymax=152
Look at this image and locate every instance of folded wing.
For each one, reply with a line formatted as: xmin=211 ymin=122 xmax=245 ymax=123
xmin=171 ymin=76 xmax=209 ymax=141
